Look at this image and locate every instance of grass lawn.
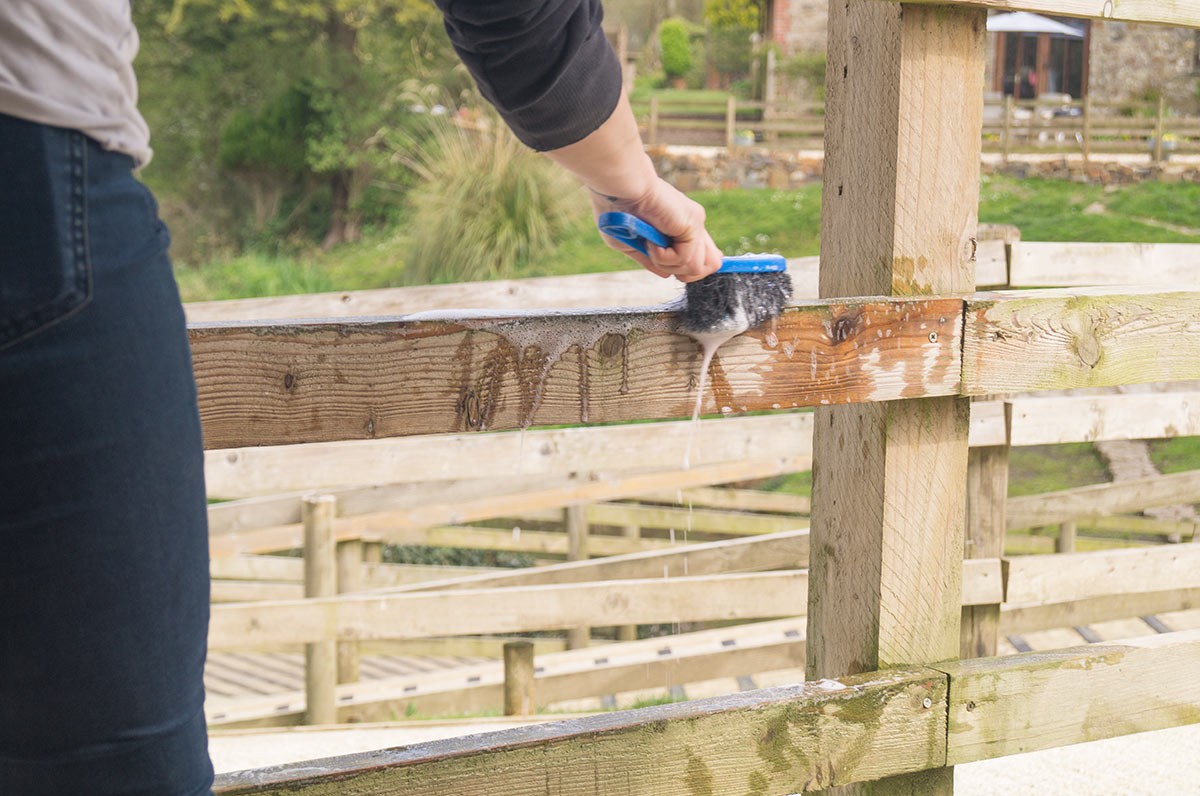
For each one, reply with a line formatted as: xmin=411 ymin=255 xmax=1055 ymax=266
xmin=177 ymin=175 xmax=1200 ymax=302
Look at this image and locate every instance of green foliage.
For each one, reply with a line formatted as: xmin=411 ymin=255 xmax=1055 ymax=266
xmin=659 ymin=18 xmax=693 ymax=80
xmin=703 ymin=0 xmax=760 ymax=30
xmin=400 ymin=115 xmax=589 ymax=284
xmin=784 ymin=51 xmax=827 ymax=102
xmin=704 ymin=0 xmax=760 ymax=81
xmin=218 ymin=83 xmax=312 ymax=175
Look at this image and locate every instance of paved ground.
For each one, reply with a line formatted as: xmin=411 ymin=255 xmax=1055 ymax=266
xmin=210 ymin=719 xmax=1200 ymax=793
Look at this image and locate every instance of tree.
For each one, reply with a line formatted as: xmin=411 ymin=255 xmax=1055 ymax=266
xmin=704 ymin=0 xmax=761 ymax=86
xmin=659 ymin=18 xmax=693 ymax=82
xmin=135 ymin=0 xmax=461 ymax=249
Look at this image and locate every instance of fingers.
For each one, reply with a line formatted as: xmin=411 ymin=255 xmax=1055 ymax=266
xmin=593 ymin=178 xmax=725 ymax=283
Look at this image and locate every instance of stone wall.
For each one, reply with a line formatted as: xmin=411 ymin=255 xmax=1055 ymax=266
xmin=771 ymin=0 xmax=828 ymax=57
xmin=1089 ymin=22 xmax=1199 ymax=113
xmin=649 ymin=146 xmax=1200 ymax=190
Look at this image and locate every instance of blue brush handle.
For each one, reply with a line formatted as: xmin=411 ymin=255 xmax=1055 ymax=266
xmin=597 ymin=211 xmax=787 ymax=273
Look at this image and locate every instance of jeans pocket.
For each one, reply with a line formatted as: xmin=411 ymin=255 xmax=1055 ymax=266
xmin=0 ymin=117 xmax=93 ymax=352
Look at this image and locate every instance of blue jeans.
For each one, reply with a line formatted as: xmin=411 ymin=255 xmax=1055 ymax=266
xmin=0 ymin=114 xmax=214 ymax=795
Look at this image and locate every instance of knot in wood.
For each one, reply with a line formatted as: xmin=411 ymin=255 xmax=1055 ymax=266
xmin=283 ymin=371 xmax=297 ymax=392
xmin=599 ymin=332 xmax=625 ymax=360
xmin=832 ymin=314 xmax=856 ymax=343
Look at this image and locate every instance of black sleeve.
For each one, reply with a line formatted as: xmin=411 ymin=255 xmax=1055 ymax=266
xmin=434 ymin=0 xmax=623 ymax=151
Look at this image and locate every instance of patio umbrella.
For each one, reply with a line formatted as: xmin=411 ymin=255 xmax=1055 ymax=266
xmin=987 ymin=11 xmax=1085 ymax=38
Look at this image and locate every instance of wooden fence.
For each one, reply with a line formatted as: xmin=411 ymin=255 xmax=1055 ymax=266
xmin=637 ymin=92 xmax=1200 ymax=162
xmin=206 ymin=1 xmax=1200 ymax=792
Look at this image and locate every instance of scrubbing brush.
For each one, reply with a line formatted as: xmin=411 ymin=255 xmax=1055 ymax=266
xmin=598 ymin=211 xmax=792 ymax=334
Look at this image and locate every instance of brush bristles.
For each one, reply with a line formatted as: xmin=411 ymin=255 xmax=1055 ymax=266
xmin=681 ymin=271 xmax=793 ymax=333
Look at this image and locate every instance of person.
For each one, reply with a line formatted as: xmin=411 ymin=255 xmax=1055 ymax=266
xmin=0 ymin=1 xmax=720 ymax=794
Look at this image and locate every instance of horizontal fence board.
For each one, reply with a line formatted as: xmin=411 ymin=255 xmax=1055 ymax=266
xmin=208 ymin=572 xmax=811 ymax=649
xmin=889 ymin=0 xmax=1200 ymax=28
xmin=209 ymin=562 xmax=1000 ymax=649
xmin=1009 ymin=243 xmax=1200 ymax=288
xmin=208 ymin=457 xmax=809 ymax=558
xmin=208 ymin=618 xmax=808 ymax=727
xmin=1006 ymin=469 xmax=1200 ymax=529
xmin=191 ymin=298 xmax=963 ymax=447
xmin=963 ymin=288 xmax=1200 ymax=395
xmin=1005 ymin=545 xmax=1200 ymax=605
xmin=938 ymin=629 xmax=1200 ymax=765
xmin=205 ymin=413 xmax=814 ymax=498
xmin=1007 ymin=392 xmax=1200 ymax=446
xmin=212 ymin=668 xmax=947 ymax=795
xmin=1001 ymin=588 xmax=1200 ymax=634
xmin=383 ymin=529 xmax=811 ymax=593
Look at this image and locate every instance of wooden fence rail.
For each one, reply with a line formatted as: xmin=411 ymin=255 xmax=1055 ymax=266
xmin=635 ymin=93 xmax=1200 ymax=160
xmin=214 ymin=630 xmax=1200 ymax=794
xmin=206 ymin=1 xmax=1200 ymax=792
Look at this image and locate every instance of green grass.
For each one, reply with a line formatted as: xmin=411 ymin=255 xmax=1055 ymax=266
xmin=1148 ymin=436 xmax=1200 ymax=475
xmin=177 ymin=175 xmax=1200 ymax=303
xmin=1007 ymin=443 xmax=1111 ymax=496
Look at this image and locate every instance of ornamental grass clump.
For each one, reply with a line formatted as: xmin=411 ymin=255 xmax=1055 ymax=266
xmin=403 ymin=114 xmax=587 ymax=284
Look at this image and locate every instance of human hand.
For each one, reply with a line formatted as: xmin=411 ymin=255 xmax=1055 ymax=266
xmin=590 ymin=178 xmax=724 ymax=283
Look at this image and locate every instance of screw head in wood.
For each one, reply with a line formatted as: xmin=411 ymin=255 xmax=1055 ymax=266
xmin=928 ymin=332 xmax=938 ymax=343
xmin=923 ymin=697 xmax=933 ymax=709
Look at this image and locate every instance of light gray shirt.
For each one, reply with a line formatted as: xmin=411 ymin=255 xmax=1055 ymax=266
xmin=0 ymin=0 xmax=151 ymax=165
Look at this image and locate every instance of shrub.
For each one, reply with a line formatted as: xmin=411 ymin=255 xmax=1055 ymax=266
xmin=659 ymin=18 xmax=693 ymax=80
xmin=401 ymin=113 xmax=588 ymax=284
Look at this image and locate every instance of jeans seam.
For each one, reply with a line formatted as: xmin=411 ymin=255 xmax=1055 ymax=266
xmin=0 ymin=131 xmax=94 ymax=352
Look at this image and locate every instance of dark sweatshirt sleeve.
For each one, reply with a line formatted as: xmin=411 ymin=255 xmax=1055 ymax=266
xmin=434 ymin=0 xmax=623 ymax=151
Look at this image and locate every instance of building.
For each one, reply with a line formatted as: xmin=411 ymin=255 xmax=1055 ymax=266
xmin=764 ymin=1 xmax=1200 ymax=111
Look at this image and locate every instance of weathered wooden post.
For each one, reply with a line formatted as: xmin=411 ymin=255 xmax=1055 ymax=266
xmin=808 ymin=2 xmax=985 ymax=793
xmin=617 ymin=522 xmax=642 ymax=642
xmin=1082 ymin=93 xmax=1092 ymax=164
xmin=1056 ymin=520 xmax=1078 ymax=553
xmin=961 ymin=403 xmax=1011 ymax=659
xmin=502 ymin=641 xmax=536 ymax=716
xmin=1153 ymin=93 xmax=1167 ymax=164
xmin=1002 ymin=93 xmax=1014 ymax=163
xmin=362 ymin=539 xmax=383 ymax=565
xmin=303 ymin=494 xmax=338 ymax=725
xmin=565 ymin=504 xmax=590 ymax=649
xmin=726 ymin=95 xmax=737 ymax=148
xmin=648 ymin=95 xmax=659 ymax=147
xmin=336 ymin=538 xmax=364 ymax=683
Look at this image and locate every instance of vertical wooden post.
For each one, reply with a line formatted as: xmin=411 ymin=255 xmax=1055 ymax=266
xmin=1153 ymin=94 xmax=1166 ymax=164
xmin=336 ymin=538 xmax=363 ymax=683
xmin=809 ymin=3 xmax=985 ymax=793
xmin=961 ymin=403 xmax=1011 ymax=660
xmin=565 ymin=505 xmax=590 ymax=649
xmin=1082 ymin=93 xmax=1092 ymax=165
xmin=648 ymin=95 xmax=659 ymax=147
xmin=1056 ymin=521 xmax=1078 ymax=553
xmin=503 ymin=641 xmax=536 ymax=716
xmin=617 ymin=523 xmax=642 ymax=642
xmin=303 ymin=494 xmax=338 ymax=725
xmin=1002 ymin=93 xmax=1014 ymax=163
xmin=764 ymin=48 xmax=779 ymax=145
xmin=726 ymin=95 xmax=737 ymax=148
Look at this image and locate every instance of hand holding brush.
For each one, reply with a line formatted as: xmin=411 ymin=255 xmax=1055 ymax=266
xmin=599 ymin=212 xmax=793 ymax=334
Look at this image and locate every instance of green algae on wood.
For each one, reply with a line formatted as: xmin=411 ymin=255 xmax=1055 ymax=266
xmin=962 ymin=287 xmax=1200 ymax=396
xmin=213 ymin=669 xmax=947 ymax=795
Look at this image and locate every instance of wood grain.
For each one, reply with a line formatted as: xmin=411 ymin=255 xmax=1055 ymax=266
xmin=1006 ymin=469 xmax=1200 ymax=529
xmin=213 ymin=668 xmax=947 ymax=795
xmin=204 ymin=412 xmax=814 ymax=498
xmin=191 ymin=298 xmax=962 ymax=448
xmin=811 ymin=6 xmax=985 ymax=792
xmin=937 ymin=629 xmax=1200 ymax=765
xmin=1005 ymin=545 xmax=1200 ymax=606
xmin=890 ymin=0 xmax=1200 ymax=29
xmin=1006 ymin=392 xmax=1200 ymax=446
xmin=963 ymin=288 xmax=1200 ymax=395
xmin=208 ymin=571 xmax=811 ymax=649
xmin=1009 ymin=242 xmax=1200 ymax=288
